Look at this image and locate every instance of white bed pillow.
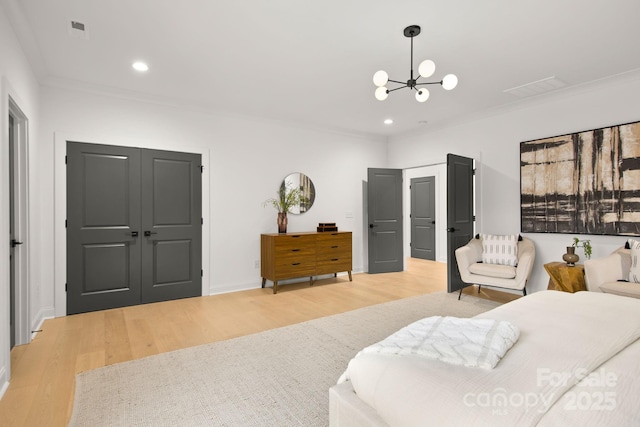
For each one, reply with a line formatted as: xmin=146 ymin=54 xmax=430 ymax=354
xmin=627 ymin=239 xmax=640 ymax=283
xmin=481 ymin=234 xmax=518 ymax=266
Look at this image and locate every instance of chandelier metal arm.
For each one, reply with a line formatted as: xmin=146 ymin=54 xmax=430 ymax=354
xmin=386 ymin=85 xmax=409 ymax=93
xmin=415 ymin=81 xmax=443 ymax=86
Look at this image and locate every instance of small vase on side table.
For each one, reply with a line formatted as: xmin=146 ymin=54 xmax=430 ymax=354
xmin=562 ymin=246 xmax=579 ymax=266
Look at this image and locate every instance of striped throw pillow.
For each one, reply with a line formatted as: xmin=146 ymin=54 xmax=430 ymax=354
xmin=481 ymin=234 xmax=519 ymax=266
xmin=628 ymin=239 xmax=640 ymax=283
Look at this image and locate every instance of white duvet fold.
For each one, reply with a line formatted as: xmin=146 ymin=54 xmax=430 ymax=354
xmin=357 ymin=316 xmax=519 ymax=370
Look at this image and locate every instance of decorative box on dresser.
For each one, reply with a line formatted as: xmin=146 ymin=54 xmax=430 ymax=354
xmin=260 ymin=231 xmax=352 ymax=293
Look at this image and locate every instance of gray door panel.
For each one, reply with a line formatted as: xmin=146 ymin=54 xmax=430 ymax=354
xmin=367 ymin=168 xmax=403 ymax=273
xmin=67 ymin=142 xmax=142 ymax=314
xmin=141 ymin=150 xmax=202 ymax=303
xmin=446 ymin=154 xmax=474 ymax=293
xmin=411 ymin=176 xmax=436 ymax=260
xmin=67 ymin=143 xmax=202 ymax=314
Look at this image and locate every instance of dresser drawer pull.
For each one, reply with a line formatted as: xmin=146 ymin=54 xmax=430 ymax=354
xmin=331 ymin=245 xmax=339 ymax=248
xmin=291 ymin=235 xmax=301 ymax=238
xmin=331 ymin=258 xmax=340 ymax=261
xmin=292 ymin=262 xmax=301 ymax=266
xmin=291 ymin=249 xmax=301 ymax=252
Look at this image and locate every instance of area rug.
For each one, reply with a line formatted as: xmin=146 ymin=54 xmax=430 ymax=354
xmin=69 ymin=291 xmax=501 ymax=426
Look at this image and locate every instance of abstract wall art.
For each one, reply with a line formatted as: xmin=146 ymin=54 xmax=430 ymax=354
xmin=520 ymin=120 xmax=640 ymax=236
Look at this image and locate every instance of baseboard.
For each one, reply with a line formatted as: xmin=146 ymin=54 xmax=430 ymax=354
xmin=31 ymin=306 xmax=55 ymax=340
xmin=209 ymin=270 xmax=363 ymax=296
xmin=209 ymin=281 xmax=260 ymax=296
xmin=0 ymin=366 xmax=8 ymax=400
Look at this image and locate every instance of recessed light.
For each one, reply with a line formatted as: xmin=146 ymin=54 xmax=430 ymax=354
xmin=132 ymin=61 xmax=149 ymax=72
xmin=384 ymin=119 xmax=394 ymax=125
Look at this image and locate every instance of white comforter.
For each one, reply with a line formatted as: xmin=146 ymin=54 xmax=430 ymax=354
xmin=348 ymin=316 xmax=519 ymax=370
xmin=342 ymin=291 xmax=640 ymax=426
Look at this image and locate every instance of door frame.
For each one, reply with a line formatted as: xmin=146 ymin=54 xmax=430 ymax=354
xmin=7 ymin=95 xmax=31 ymax=347
xmin=401 ymin=157 xmax=482 ymax=268
xmin=53 ymin=133 xmax=211 ymax=317
xmin=403 ymin=164 xmax=447 ymax=265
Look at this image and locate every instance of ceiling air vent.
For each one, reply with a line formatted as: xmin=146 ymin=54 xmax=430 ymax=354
xmin=503 ymin=76 xmax=566 ymax=98
xmin=68 ymin=20 xmax=89 ymax=40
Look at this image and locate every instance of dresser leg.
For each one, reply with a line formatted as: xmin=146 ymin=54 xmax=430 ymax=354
xmin=273 ymin=281 xmax=278 ymax=294
xmin=348 ymin=271 xmax=352 ymax=281
xmin=262 ymin=278 xmax=266 ymax=288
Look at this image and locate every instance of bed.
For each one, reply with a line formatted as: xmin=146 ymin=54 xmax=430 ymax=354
xmin=329 ymin=290 xmax=640 ymax=426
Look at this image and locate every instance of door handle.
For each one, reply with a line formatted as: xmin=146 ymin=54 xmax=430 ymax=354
xmin=131 ymin=231 xmax=139 ymax=237
xmin=11 ymin=239 xmax=23 ymax=247
xmin=144 ymin=231 xmax=158 ymax=237
xmin=432 ymin=221 xmax=436 ymax=224
xmin=447 ymin=227 xmax=456 ymax=232
xmin=369 ymin=224 xmax=378 ymax=228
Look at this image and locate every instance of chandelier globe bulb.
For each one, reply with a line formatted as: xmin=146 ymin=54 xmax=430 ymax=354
xmin=442 ymin=74 xmax=458 ymax=90
xmin=375 ymin=86 xmax=389 ymax=101
xmin=373 ymin=70 xmax=389 ymax=87
xmin=418 ymin=60 xmax=436 ymax=78
xmin=415 ymin=89 xmax=430 ymax=103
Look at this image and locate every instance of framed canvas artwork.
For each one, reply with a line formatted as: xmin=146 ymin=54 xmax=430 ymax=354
xmin=520 ymin=120 xmax=640 ymax=236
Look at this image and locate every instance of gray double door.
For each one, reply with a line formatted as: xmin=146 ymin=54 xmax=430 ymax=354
xmin=67 ymin=142 xmax=202 ymax=315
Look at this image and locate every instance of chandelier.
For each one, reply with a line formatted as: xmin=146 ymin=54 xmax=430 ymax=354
xmin=373 ymin=25 xmax=458 ymax=103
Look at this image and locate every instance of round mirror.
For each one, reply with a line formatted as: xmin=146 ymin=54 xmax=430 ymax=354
xmin=280 ymin=172 xmax=315 ymax=214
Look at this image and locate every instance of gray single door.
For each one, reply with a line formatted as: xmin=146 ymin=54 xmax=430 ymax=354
xmin=67 ymin=142 xmax=143 ymax=314
xmin=67 ymin=142 xmax=202 ymax=314
xmin=367 ymin=168 xmax=403 ymax=273
xmin=140 ymin=149 xmax=202 ymax=303
xmin=411 ymin=176 xmax=436 ymax=260
xmin=446 ymin=154 xmax=474 ymax=293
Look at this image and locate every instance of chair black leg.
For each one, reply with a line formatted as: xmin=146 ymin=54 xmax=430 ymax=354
xmin=458 ymin=287 xmax=463 ymax=300
xmin=478 ymin=285 xmax=481 ymax=294
xmin=523 ymin=287 xmax=527 ymax=296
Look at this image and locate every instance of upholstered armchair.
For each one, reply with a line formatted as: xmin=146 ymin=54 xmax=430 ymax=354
xmin=584 ymin=246 xmax=640 ymax=299
xmin=454 ymin=235 xmax=535 ymax=299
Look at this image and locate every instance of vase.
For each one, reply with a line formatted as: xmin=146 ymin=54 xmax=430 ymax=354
xmin=562 ymin=246 xmax=579 ymax=266
xmin=277 ymin=212 xmax=288 ymax=234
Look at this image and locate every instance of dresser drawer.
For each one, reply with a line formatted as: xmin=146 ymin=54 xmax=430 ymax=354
xmin=316 ymin=232 xmax=350 ymax=245
xmin=317 ymin=258 xmax=351 ymax=276
xmin=274 ymin=234 xmax=316 ymax=255
xmin=274 ymin=257 xmax=316 ymax=279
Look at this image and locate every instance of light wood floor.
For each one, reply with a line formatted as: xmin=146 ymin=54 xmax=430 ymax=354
xmin=0 ymin=259 xmax=518 ymax=426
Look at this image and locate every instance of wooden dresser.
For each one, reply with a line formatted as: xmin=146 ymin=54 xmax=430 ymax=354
xmin=260 ymin=231 xmax=352 ymax=293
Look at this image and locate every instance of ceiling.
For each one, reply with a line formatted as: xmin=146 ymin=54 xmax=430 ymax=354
xmin=6 ymin=0 xmax=640 ymax=138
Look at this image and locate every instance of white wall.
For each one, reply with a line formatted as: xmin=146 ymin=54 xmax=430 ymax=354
xmin=388 ymin=70 xmax=640 ymax=293
xmin=39 ymin=85 xmax=387 ymax=315
xmin=0 ymin=2 xmax=41 ymax=396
